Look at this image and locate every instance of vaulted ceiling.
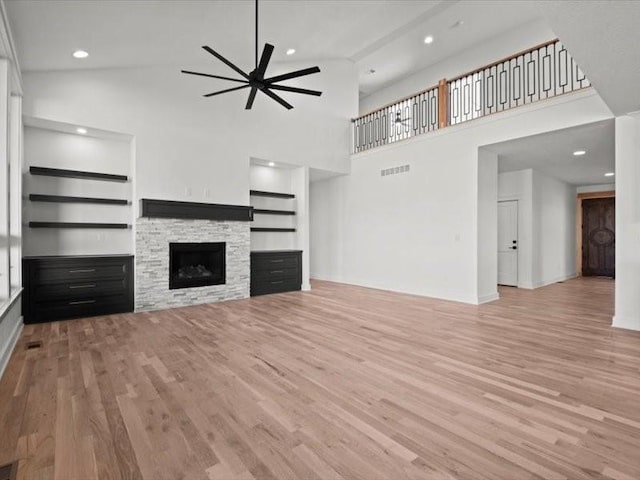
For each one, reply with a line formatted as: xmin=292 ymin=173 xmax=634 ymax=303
xmin=541 ymin=0 xmax=640 ymax=116
xmin=5 ymin=0 xmax=544 ymax=97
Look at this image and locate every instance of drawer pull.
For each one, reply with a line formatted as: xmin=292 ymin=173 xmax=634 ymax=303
xmin=69 ymin=269 xmax=96 ymax=274
xmin=271 ymin=280 xmax=284 ymax=284
xmin=69 ymin=284 xmax=96 ymax=289
xmin=270 ymin=259 xmax=284 ymax=263
xmin=69 ymin=299 xmax=96 ymax=305
xmin=270 ymin=270 xmax=284 ymax=274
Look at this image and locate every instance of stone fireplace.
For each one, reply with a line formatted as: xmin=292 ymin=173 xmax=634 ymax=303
xmin=135 ymin=199 xmax=252 ymax=311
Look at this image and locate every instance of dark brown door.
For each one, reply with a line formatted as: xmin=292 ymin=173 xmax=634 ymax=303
xmin=582 ymin=197 xmax=615 ymax=277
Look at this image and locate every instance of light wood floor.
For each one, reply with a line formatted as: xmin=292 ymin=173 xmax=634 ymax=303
xmin=1 ymin=277 xmax=639 ymax=480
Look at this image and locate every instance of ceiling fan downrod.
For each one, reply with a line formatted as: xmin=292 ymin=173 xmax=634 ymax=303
xmin=180 ymin=0 xmax=322 ymax=111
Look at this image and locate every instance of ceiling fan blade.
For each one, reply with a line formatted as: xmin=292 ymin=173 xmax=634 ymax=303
xmin=202 ymin=46 xmax=250 ymax=80
xmin=203 ymin=84 xmax=250 ymax=97
xmin=245 ymin=87 xmax=258 ymax=110
xmin=181 ymin=70 xmax=248 ymax=84
xmin=265 ymin=66 xmax=321 ymax=84
xmin=268 ymin=84 xmax=322 ymax=96
xmin=256 ymin=43 xmax=274 ymax=78
xmin=261 ymin=87 xmax=293 ymax=110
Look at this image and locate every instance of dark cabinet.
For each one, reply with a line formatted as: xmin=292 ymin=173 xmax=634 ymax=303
xmin=22 ymin=255 xmax=134 ymax=324
xmin=250 ymin=250 xmax=302 ymax=296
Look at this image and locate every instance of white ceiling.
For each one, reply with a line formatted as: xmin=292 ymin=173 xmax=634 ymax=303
xmin=488 ymin=119 xmax=615 ymax=186
xmin=541 ymin=1 xmax=640 ymax=116
xmin=5 ymin=0 xmax=544 ymax=97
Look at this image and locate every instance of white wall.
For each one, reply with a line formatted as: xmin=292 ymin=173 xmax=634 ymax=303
xmin=311 ymin=89 xmax=612 ymax=304
xmin=613 ymin=114 xmax=640 ymax=331
xmin=532 ymin=170 xmax=577 ymax=287
xmin=310 ymin=174 xmax=345 ymax=281
xmin=22 ymin=60 xmax=358 ymax=210
xmin=477 ymin=148 xmax=498 ymax=302
xmin=498 ymin=168 xmax=577 ymax=289
xmin=23 ymin=125 xmax=133 ymax=256
xmin=360 ymin=20 xmax=555 ymax=115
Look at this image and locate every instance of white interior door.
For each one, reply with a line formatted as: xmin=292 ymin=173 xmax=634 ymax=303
xmin=498 ymin=200 xmax=518 ymax=286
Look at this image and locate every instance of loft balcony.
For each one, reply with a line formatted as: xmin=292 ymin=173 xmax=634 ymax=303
xmin=352 ymin=39 xmax=591 ymax=154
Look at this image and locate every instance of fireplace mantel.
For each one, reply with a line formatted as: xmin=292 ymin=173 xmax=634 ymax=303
xmin=140 ymin=199 xmax=253 ymax=222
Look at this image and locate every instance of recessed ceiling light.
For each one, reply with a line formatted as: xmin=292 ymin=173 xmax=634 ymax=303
xmin=72 ymin=50 xmax=89 ymax=59
xmin=76 ymin=127 xmax=87 ymax=134
xmin=573 ymin=150 xmax=586 ymax=156
xmin=286 ymin=48 xmax=296 ymax=56
xmin=604 ymin=172 xmax=615 ymax=177
xmin=268 ymin=161 xmax=275 ymax=167
xmin=424 ymin=35 xmax=434 ymax=45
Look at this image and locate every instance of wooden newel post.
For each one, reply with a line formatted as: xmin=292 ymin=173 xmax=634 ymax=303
xmin=438 ymin=78 xmax=448 ymax=129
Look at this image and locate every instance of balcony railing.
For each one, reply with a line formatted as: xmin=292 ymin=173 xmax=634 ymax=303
xmin=352 ymin=39 xmax=591 ymax=154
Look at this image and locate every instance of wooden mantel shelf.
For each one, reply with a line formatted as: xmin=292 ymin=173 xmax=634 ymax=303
xmin=140 ymin=199 xmax=253 ymax=222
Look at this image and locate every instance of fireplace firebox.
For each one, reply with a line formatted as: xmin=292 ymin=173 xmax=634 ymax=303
xmin=169 ymin=242 xmax=226 ymax=290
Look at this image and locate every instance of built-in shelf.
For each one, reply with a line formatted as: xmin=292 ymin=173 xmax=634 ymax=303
xmin=29 ymin=194 xmax=128 ymax=205
xmin=253 ymin=208 xmax=295 ymax=216
xmin=29 ymin=222 xmax=129 ymax=229
xmin=249 ymin=190 xmax=295 ymax=199
xmin=250 ymin=227 xmax=296 ymax=233
xmin=30 ymin=166 xmax=128 ymax=182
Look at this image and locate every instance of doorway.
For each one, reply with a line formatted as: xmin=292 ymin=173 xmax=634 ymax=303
xmin=498 ymin=200 xmax=518 ymax=286
xmin=581 ymin=197 xmax=615 ymax=277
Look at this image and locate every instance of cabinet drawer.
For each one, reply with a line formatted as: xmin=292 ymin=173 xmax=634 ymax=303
xmin=29 ymin=294 xmax=132 ymax=324
xmin=251 ymin=266 xmax=299 ymax=281
xmin=251 ymin=254 xmax=300 ymax=271
xmin=32 ymin=278 xmax=127 ymax=301
xmin=251 ymin=278 xmax=301 ymax=296
xmin=34 ymin=263 xmax=127 ymax=284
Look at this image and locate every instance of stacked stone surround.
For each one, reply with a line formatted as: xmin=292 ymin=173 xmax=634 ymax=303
xmin=135 ymin=218 xmax=250 ymax=311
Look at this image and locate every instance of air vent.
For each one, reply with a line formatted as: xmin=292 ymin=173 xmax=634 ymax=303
xmin=0 ymin=461 xmax=17 ymax=480
xmin=381 ymin=164 xmax=410 ymax=177
xmin=25 ymin=341 xmax=43 ymax=350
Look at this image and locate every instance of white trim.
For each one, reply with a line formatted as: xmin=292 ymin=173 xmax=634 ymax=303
xmin=0 ymin=314 xmax=22 ymax=380
xmin=477 ymin=292 xmax=500 ymax=304
xmin=0 ymin=1 xmax=23 ymax=96
xmin=519 ymin=273 xmax=577 ymax=290
xmin=612 ymin=316 xmax=640 ymax=331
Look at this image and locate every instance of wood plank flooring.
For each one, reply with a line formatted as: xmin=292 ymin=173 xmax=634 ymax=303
xmin=1 ymin=277 xmax=639 ymax=479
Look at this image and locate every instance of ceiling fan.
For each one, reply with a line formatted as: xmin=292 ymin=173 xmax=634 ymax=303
xmin=181 ymin=0 xmax=322 ymax=110
xmin=394 ymin=110 xmax=410 ymax=126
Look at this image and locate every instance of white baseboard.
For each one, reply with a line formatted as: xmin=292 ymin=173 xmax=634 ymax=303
xmin=311 ymin=275 xmax=480 ymax=305
xmin=0 ymin=315 xmax=23 ymax=381
xmin=519 ymin=273 xmax=577 ymax=290
xmin=477 ymin=292 xmax=500 ymax=304
xmin=612 ymin=316 xmax=640 ymax=331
